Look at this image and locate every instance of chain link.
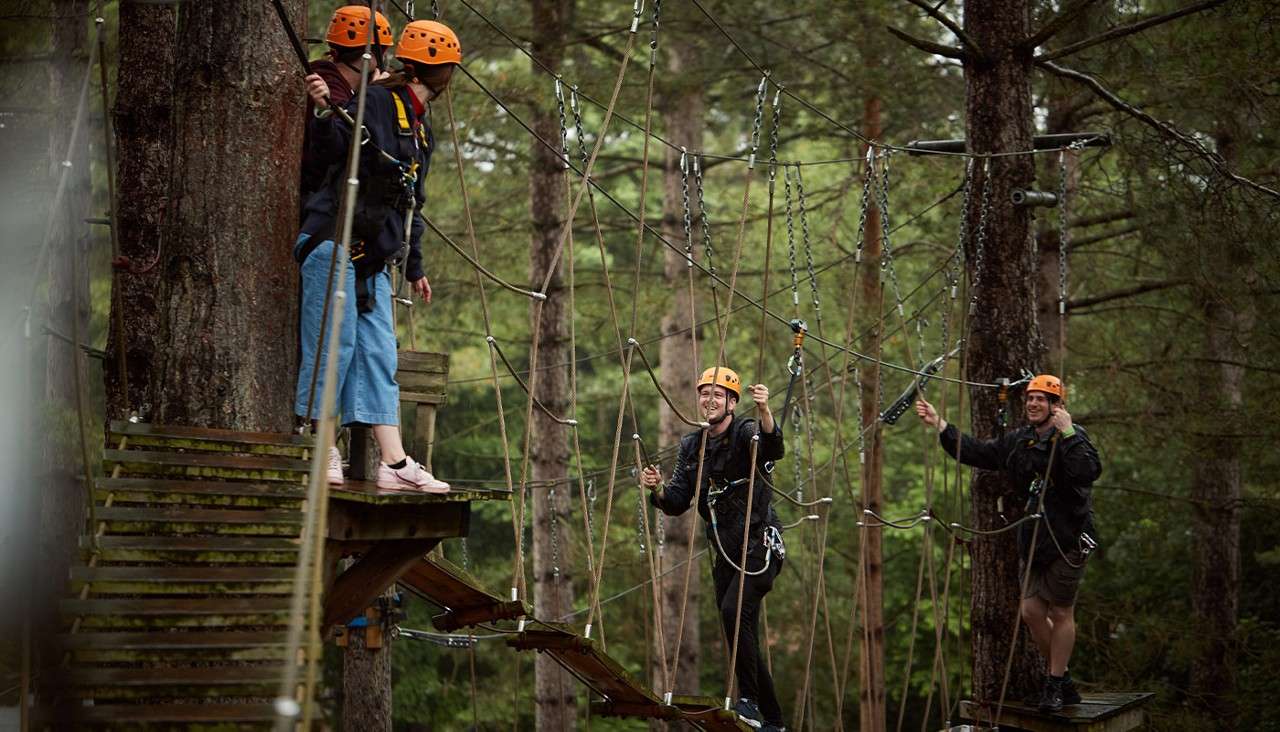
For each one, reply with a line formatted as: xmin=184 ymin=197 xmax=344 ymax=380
xmin=968 ymin=159 xmax=993 ymax=317
xmin=784 ymin=167 xmax=800 ymax=308
xmin=585 ymin=477 xmax=597 ymax=542
xmin=680 ymin=149 xmax=694 ymax=268
xmin=460 ymin=536 xmax=470 ymax=571
xmin=851 ymin=365 xmax=866 ymax=464
xmin=554 ymin=79 xmax=571 ymax=170
xmin=767 ymin=88 xmax=782 ymax=183
xmin=941 ymin=160 xmax=975 ymax=354
xmin=634 ymin=472 xmax=648 ymax=553
xmin=1057 ymin=147 xmax=1075 ymax=317
xmin=696 ymin=155 xmax=716 ymax=283
xmin=549 ymin=487 xmax=562 ymax=578
xmin=854 ymin=149 xmax=875 ymax=264
xmin=791 ymin=408 xmax=804 ymax=501
xmin=876 ymin=151 xmax=906 ymax=318
xmin=648 ymin=0 xmax=662 ymax=66
xmin=796 ymin=165 xmax=823 ymax=334
xmin=748 ymin=76 xmax=768 ymax=169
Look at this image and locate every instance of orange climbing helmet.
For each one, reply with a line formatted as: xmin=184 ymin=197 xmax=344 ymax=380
xmin=1027 ymin=374 xmax=1065 ymax=401
xmin=697 ymin=366 xmax=741 ymax=399
xmin=325 ymin=6 xmax=393 ymax=49
xmin=396 ymin=20 xmax=463 ymax=66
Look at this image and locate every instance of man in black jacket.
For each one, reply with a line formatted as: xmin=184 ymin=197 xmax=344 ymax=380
xmin=915 ymin=374 xmax=1101 ymax=712
xmin=640 ymin=366 xmax=786 ymax=731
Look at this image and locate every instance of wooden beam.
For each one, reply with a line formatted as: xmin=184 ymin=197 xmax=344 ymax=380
xmin=322 ymin=538 xmax=438 ymax=626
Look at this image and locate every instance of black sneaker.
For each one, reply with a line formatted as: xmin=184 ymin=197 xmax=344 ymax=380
xmin=1038 ymin=676 xmax=1064 ymax=713
xmin=761 ymin=724 xmax=787 ymax=732
xmin=734 ymin=698 xmax=763 ymax=729
xmin=1061 ymin=675 xmax=1082 ymax=706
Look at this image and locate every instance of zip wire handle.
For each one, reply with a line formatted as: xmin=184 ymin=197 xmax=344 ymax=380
xmin=879 ymin=346 xmax=959 ymax=425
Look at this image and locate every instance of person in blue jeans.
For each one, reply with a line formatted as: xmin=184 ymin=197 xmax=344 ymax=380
xmin=296 ymin=18 xmax=462 ymax=493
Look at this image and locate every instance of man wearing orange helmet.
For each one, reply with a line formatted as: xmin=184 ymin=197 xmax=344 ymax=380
xmin=292 ymin=19 xmax=461 ymax=492
xmin=640 ymin=367 xmax=788 ymax=731
xmin=915 ymin=374 xmax=1101 ymax=713
xmin=300 ymin=6 xmax=395 ymax=205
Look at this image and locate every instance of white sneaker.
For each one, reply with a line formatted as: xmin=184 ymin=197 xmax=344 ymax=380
xmin=377 ymin=456 xmax=450 ymax=494
xmin=327 ymin=447 xmax=345 ymax=485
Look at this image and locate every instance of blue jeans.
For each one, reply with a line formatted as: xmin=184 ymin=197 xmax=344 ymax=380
xmin=294 ymin=235 xmax=400 ymax=426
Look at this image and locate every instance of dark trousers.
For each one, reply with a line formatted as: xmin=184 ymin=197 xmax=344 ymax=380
xmin=712 ymin=555 xmax=783 ymax=724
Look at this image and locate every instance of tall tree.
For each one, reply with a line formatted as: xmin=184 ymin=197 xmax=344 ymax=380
xmin=528 ymin=0 xmax=578 ymax=728
xmin=961 ymin=0 xmax=1043 ymax=704
xmin=125 ymin=0 xmax=304 ymax=432
xmin=653 ymin=28 xmax=703 ymax=721
xmin=105 ymin=0 xmax=176 ymax=420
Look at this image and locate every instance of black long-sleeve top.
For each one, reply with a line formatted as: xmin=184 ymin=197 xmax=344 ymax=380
xmin=300 ymin=84 xmax=433 ymax=282
xmin=940 ymin=422 xmax=1102 ymax=563
xmin=650 ymin=415 xmax=785 ymax=564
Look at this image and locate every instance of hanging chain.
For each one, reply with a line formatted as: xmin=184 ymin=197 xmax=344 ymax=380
xmin=791 ymin=408 xmax=805 ymax=501
xmin=968 ymin=158 xmax=993 ymax=316
xmin=570 ymin=86 xmax=588 ymax=170
xmin=784 ymin=167 xmax=800 ymax=308
xmin=634 ymin=472 xmax=648 ymax=554
xmin=680 ymin=149 xmax=694 ymax=268
xmin=554 ymin=79 xmax=571 ymax=169
xmin=796 ymin=165 xmax=823 ymax=335
xmin=585 ymin=477 xmax=597 ymax=543
xmin=747 ymin=76 xmax=768 ymax=169
xmin=942 ymin=160 xmax=975 ymax=354
xmin=855 ymin=149 xmax=875 ymax=264
xmin=696 ymin=155 xmax=716 ymax=281
xmin=851 ymin=365 xmax=866 ymax=463
xmin=648 ymin=0 xmax=662 ymax=67
xmin=405 ymin=1 xmax=416 ymax=19
xmin=549 ymin=487 xmax=562 ymax=578
xmin=1057 ymin=146 xmax=1078 ymax=317
xmin=460 ymin=537 xmax=470 ymax=571
xmin=767 ymin=87 xmax=783 ymax=183
xmin=876 ymin=151 xmax=906 ymax=317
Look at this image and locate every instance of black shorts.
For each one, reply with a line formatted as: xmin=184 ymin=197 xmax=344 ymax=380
xmin=1022 ymin=551 xmax=1086 ymax=607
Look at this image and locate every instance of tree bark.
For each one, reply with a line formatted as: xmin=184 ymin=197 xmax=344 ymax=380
xmin=963 ymin=0 xmax=1044 ymax=705
xmin=529 ymin=0 xmax=577 ymax=728
xmin=105 ymin=0 xmax=176 ymax=420
xmin=142 ymin=0 xmax=304 ymax=432
xmin=344 ymin=624 xmax=394 ymax=731
xmin=857 ymin=96 xmax=886 ymax=732
xmin=652 ymin=31 xmax=703 ymax=727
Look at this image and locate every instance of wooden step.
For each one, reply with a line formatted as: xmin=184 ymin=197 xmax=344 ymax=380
xmin=94 ymin=505 xmax=302 ymax=536
xmin=96 ymin=477 xmax=305 ymax=508
xmin=60 ymin=630 xmax=290 ymax=662
xmin=70 ymin=566 xmax=295 ymax=595
xmin=66 ymin=664 xmax=290 ymax=687
xmin=62 ymin=598 xmax=292 ymax=628
xmin=42 ymin=702 xmax=278 ymax=724
xmin=82 ymin=535 xmax=299 ymax=564
xmin=102 ymin=449 xmax=310 ymax=482
xmin=110 ymin=420 xmax=312 ymax=458
xmin=399 ymin=555 xmax=528 ymax=631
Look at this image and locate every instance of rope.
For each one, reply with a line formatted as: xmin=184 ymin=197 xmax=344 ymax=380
xmin=722 ymin=435 xmax=761 ymax=709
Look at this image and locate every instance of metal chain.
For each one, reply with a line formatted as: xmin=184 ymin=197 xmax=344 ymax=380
xmin=680 ymin=149 xmax=694 ymax=268
xmin=942 ymin=160 xmax=975 ymax=354
xmin=748 ymin=76 xmax=768 ymax=169
xmin=784 ymin=167 xmax=800 ymax=308
xmin=634 ymin=472 xmax=648 ymax=553
xmin=791 ymin=408 xmax=805 ymax=501
xmin=460 ymin=537 xmax=470 ymax=571
xmin=767 ymin=87 xmax=783 ymax=183
xmin=406 ymin=0 xmax=416 ymax=19
xmin=855 ymin=149 xmax=875 ymax=264
xmin=851 ymin=365 xmax=866 ymax=464
xmin=549 ymin=487 xmax=562 ymax=578
xmin=648 ymin=0 xmax=662 ymax=67
xmin=554 ymin=79 xmax=571 ymax=169
xmin=876 ymin=151 xmax=906 ymax=317
xmin=1057 ymin=148 xmax=1073 ymax=317
xmin=796 ymin=165 xmax=823 ymax=334
xmin=696 ymin=154 xmax=716 ymax=282
xmin=570 ymin=86 xmax=588 ymax=170
xmin=630 ymin=0 xmax=644 ymax=33
xmin=968 ymin=159 xmax=993 ymax=316
xmin=585 ymin=477 xmax=597 ymax=543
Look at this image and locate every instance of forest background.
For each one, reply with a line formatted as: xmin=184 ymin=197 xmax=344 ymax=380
xmin=0 ymin=0 xmax=1277 ymax=730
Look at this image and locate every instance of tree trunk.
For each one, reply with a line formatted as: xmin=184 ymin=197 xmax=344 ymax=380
xmin=344 ymin=624 xmax=394 ymax=731
xmin=652 ymin=31 xmax=704 ymax=726
xmin=141 ymin=0 xmax=304 ymax=432
xmin=857 ymin=95 xmax=886 ymax=732
xmin=105 ymin=0 xmax=176 ymax=420
xmin=963 ymin=0 xmax=1044 ymax=705
xmin=529 ymin=0 xmax=577 ymax=728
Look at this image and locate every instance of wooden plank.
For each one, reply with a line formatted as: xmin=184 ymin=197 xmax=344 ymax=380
xmin=400 ymin=390 xmax=446 ymax=405
xmin=59 ymin=630 xmax=288 ymax=650
xmin=415 ymin=402 xmax=436 ymax=472
xmin=62 ymin=597 xmax=293 ymax=616
xmin=46 ymin=703 xmax=279 ymax=723
xmin=86 ymin=536 xmax=300 ymax=552
xmin=97 ymin=477 xmax=306 ymax=499
xmin=397 ymin=351 xmax=449 ymax=372
xmin=960 ymin=693 xmax=1154 ymax=732
xmin=327 ymin=498 xmax=468 ymax=540
xmin=329 ymin=479 xmax=503 ymax=506
xmin=507 ymin=628 xmax=658 ymax=707
xmin=398 ymin=556 xmax=528 ymax=630
xmin=323 ymin=538 xmax=438 ymax=626
xmin=102 ymin=449 xmax=309 ymax=481
xmin=397 ymin=370 xmax=448 ymax=391
xmin=67 ymin=665 xmax=291 ymax=686
xmin=95 ymin=506 xmax=302 ymax=525
xmin=71 ymin=566 xmax=296 ymax=583
xmin=109 ymin=420 xmax=312 ymax=449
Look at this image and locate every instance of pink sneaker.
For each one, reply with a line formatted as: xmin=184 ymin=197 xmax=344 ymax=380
xmin=327 ymin=447 xmax=345 ymax=486
xmin=377 ymin=456 xmax=450 ymax=494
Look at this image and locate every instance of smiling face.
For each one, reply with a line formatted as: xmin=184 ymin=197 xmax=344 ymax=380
xmin=698 ymin=384 xmax=737 ymax=425
xmin=1024 ymin=390 xmax=1058 ymax=426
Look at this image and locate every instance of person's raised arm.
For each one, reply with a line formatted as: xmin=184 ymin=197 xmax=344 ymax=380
xmin=644 ymin=438 xmax=696 ymax=516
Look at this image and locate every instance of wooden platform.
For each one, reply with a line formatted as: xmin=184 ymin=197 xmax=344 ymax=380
xmin=959 ymin=692 xmax=1155 ymax=731
xmin=330 ymin=478 xmax=510 ymax=505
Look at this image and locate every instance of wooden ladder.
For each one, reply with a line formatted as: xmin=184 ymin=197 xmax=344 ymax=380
xmin=50 ymin=422 xmax=312 ymax=728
